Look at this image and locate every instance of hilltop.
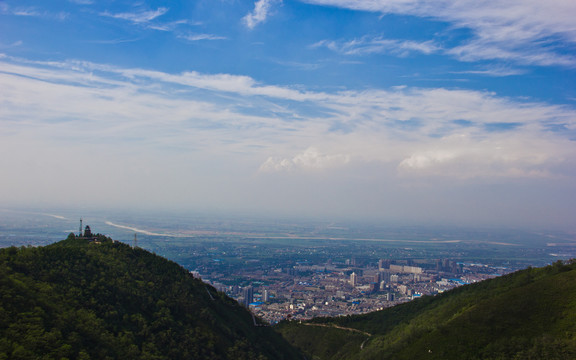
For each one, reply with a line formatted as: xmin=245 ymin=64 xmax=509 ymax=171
xmin=0 ymin=234 xmax=301 ymax=359
xmin=277 ymin=260 xmax=576 ymax=360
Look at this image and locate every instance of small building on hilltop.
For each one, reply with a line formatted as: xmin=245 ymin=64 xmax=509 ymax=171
xmin=79 ymin=224 xmax=99 ymax=242
xmin=83 ymin=225 xmax=92 ymax=238
xmin=77 ymin=219 xmax=109 ymax=244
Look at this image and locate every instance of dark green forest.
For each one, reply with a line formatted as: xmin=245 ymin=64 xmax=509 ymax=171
xmin=277 ymin=260 xmax=576 ymax=360
xmin=0 ymin=234 xmax=300 ymax=360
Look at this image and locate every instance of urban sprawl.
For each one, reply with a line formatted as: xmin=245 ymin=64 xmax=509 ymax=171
xmin=196 ymin=258 xmax=506 ymax=324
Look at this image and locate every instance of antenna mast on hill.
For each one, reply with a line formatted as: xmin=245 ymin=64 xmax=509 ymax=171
xmin=134 ymin=233 xmax=138 ymax=248
xmin=79 ymin=218 xmax=83 ymax=237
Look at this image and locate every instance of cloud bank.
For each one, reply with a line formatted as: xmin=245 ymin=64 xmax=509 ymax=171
xmin=2 ymin=55 xmax=575 ymax=177
xmin=1 ymin=55 xmax=575 ymax=227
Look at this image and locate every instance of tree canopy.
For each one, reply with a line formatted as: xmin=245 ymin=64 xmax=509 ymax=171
xmin=0 ymin=234 xmax=300 ymax=360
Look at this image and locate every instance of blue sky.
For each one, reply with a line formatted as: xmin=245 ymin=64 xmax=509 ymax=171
xmin=1 ymin=0 xmax=576 ymax=229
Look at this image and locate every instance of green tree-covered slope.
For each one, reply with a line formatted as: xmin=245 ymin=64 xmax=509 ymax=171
xmin=277 ymin=261 xmax=576 ymax=360
xmin=0 ymin=234 xmax=301 ymax=360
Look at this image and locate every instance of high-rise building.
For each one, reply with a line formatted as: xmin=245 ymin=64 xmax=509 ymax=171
xmin=350 ymin=272 xmax=357 ymax=286
xmin=263 ymin=289 xmax=269 ymax=303
xmin=243 ymin=286 xmax=253 ymax=307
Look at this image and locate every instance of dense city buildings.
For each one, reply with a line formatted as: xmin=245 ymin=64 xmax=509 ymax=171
xmin=200 ymin=255 xmax=508 ymax=323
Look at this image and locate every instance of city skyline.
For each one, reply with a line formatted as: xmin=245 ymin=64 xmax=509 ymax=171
xmin=1 ymin=0 xmax=575 ymax=229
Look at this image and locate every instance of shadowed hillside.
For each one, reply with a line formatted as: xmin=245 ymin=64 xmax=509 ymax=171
xmin=277 ymin=260 xmax=576 ymax=360
xmin=0 ymin=234 xmax=301 ymax=359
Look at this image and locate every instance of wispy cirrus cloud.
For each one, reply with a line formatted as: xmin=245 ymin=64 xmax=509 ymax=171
xmin=0 ymin=3 xmax=41 ymax=17
xmin=0 ymin=41 xmax=23 ymax=49
xmin=312 ymin=37 xmax=440 ymax=57
xmin=446 ymin=40 xmax=576 ymax=67
xmin=9 ymin=8 xmax=42 ymax=17
xmin=452 ymin=66 xmax=527 ymax=77
xmin=100 ymin=7 xmax=168 ymax=24
xmin=243 ymin=0 xmax=282 ymax=29
xmin=0 ymin=4 xmax=68 ymax=20
xmin=179 ymin=33 xmax=227 ymax=42
xmin=99 ymin=8 xmax=202 ymax=38
xmin=148 ymin=19 xmax=198 ymax=32
xmin=302 ymin=0 xmax=576 ymax=67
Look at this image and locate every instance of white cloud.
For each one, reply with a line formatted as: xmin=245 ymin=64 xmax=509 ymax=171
xmin=148 ymin=19 xmax=196 ymax=32
xmin=0 ymin=41 xmax=24 ymax=49
xmin=259 ymin=147 xmax=350 ymax=172
xmin=179 ymin=33 xmax=227 ymax=41
xmin=396 ymin=133 xmax=571 ymax=179
xmin=399 ymin=151 xmax=456 ymax=171
xmin=243 ymin=0 xmax=281 ymax=29
xmin=302 ymin=0 xmax=576 ymax=67
xmin=452 ymin=66 xmax=527 ymax=77
xmin=100 ymin=7 xmax=168 ymax=24
xmin=0 ymin=5 xmax=68 ymax=20
xmin=11 ymin=8 xmax=42 ymax=17
xmin=446 ymin=40 xmax=576 ymax=67
xmin=313 ymin=37 xmax=440 ymax=57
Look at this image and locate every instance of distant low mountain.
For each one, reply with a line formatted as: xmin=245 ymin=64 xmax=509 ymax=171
xmin=0 ymin=234 xmax=301 ymax=360
xmin=277 ymin=260 xmax=576 ymax=360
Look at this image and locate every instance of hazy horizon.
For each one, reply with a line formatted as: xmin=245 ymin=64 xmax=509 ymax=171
xmin=1 ymin=1 xmax=575 ymax=231
xmin=2 ymin=206 xmax=575 ymax=235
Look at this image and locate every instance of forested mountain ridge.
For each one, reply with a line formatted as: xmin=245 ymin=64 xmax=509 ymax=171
xmin=0 ymin=234 xmax=301 ymax=360
xmin=278 ymin=260 xmax=576 ymax=360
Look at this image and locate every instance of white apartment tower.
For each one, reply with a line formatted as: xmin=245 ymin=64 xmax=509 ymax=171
xmin=350 ymin=272 xmax=357 ymax=286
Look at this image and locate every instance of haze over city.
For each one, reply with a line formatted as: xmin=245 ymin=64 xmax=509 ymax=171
xmin=1 ymin=0 xmax=575 ymax=229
